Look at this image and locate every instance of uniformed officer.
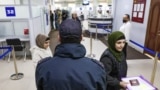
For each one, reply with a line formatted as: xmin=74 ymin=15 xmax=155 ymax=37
xmin=35 ymin=19 xmax=106 ymax=90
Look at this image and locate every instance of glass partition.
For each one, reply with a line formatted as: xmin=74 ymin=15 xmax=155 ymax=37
xmin=0 ymin=21 xmax=14 ymax=36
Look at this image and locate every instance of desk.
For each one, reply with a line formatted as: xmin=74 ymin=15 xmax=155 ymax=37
xmin=0 ymin=36 xmax=29 ymax=42
xmin=0 ymin=36 xmax=30 ymax=58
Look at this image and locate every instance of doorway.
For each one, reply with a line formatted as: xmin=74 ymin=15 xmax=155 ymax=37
xmin=145 ymin=0 xmax=160 ymax=57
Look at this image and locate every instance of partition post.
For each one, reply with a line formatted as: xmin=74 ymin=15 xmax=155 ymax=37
xmin=95 ymin=24 xmax=98 ymax=40
xmin=87 ymin=30 xmax=95 ymax=58
xmin=150 ymin=32 xmax=160 ymax=84
xmin=150 ymin=51 xmax=158 ymax=84
xmin=10 ymin=46 xmax=24 ymax=80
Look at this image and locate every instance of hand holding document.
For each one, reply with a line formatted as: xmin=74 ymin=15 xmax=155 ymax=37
xmin=122 ymin=76 xmax=157 ymax=90
xmin=120 ymin=81 xmax=129 ymax=88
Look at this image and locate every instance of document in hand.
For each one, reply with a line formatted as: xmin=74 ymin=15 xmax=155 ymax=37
xmin=122 ymin=76 xmax=157 ymax=90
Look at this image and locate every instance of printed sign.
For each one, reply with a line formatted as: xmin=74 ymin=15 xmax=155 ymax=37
xmin=132 ymin=0 xmax=146 ymax=23
xmin=5 ymin=7 xmax=16 ymax=17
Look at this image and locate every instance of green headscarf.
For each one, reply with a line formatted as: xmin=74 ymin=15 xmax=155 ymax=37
xmin=108 ymin=31 xmax=125 ymax=61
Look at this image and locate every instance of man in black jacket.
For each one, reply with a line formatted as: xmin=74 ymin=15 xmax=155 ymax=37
xmin=35 ymin=19 xmax=106 ymax=90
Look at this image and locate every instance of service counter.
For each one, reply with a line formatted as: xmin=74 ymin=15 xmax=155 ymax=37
xmin=88 ymin=17 xmax=113 ymax=34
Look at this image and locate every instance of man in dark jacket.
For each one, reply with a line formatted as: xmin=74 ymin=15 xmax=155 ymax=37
xmin=35 ymin=19 xmax=106 ymax=90
xmin=62 ymin=10 xmax=68 ymax=21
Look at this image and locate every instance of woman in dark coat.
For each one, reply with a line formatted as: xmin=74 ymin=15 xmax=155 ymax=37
xmin=100 ymin=31 xmax=128 ymax=90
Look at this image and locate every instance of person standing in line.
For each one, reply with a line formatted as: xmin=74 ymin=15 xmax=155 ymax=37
xmin=97 ymin=9 xmax=103 ymax=18
xmin=62 ymin=10 xmax=68 ymax=21
xmin=100 ymin=31 xmax=128 ymax=90
xmin=80 ymin=12 xmax=84 ymax=21
xmin=72 ymin=12 xmax=81 ymax=24
xmin=35 ymin=19 xmax=106 ymax=90
xmin=119 ymin=14 xmax=132 ymax=58
xmin=30 ymin=34 xmax=53 ymax=67
xmin=106 ymin=10 xmax=111 ymax=18
xmin=55 ymin=9 xmax=61 ymax=30
xmin=50 ymin=10 xmax=54 ymax=30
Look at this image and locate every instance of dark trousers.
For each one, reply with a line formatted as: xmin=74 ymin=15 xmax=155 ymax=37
xmin=55 ymin=21 xmax=59 ymax=30
xmin=123 ymin=42 xmax=128 ymax=58
xmin=50 ymin=20 xmax=54 ymax=29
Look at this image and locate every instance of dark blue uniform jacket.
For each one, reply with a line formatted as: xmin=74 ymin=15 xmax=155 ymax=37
xmin=36 ymin=43 xmax=106 ymax=90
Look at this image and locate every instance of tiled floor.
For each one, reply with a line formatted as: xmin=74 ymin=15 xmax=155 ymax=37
xmin=0 ymin=59 xmax=36 ymax=90
xmin=0 ymin=37 xmax=159 ymax=90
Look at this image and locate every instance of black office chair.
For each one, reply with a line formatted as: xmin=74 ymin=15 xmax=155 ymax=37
xmin=6 ymin=38 xmax=26 ymax=62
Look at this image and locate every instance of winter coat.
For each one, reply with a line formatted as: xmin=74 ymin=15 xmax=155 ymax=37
xmin=30 ymin=46 xmax=52 ymax=67
xmin=36 ymin=43 xmax=106 ymax=90
xmin=100 ymin=49 xmax=128 ymax=90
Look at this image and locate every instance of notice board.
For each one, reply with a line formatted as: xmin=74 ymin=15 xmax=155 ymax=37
xmin=132 ymin=0 xmax=146 ymax=23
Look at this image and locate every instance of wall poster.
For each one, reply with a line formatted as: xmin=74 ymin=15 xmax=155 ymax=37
xmin=132 ymin=0 xmax=146 ymax=23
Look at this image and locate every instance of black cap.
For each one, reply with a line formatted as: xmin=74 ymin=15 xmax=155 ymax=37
xmin=59 ymin=19 xmax=82 ymax=39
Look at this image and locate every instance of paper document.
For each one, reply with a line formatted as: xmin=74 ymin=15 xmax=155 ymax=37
xmin=122 ymin=76 xmax=157 ymax=90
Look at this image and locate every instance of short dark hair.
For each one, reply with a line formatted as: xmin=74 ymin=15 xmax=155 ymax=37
xmin=125 ymin=14 xmax=130 ymax=20
xmin=60 ymin=35 xmax=81 ymax=43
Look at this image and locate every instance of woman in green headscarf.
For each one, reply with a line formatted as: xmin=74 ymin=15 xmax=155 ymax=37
xmin=100 ymin=31 xmax=128 ymax=90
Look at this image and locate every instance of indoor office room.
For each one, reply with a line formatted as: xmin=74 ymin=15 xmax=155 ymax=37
xmin=0 ymin=0 xmax=160 ymax=90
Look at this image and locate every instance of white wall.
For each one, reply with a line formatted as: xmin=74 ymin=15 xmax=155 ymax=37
xmin=15 ymin=0 xmax=20 ymax=4
xmin=31 ymin=17 xmax=43 ymax=44
xmin=0 ymin=22 xmax=14 ymax=36
xmin=29 ymin=7 xmax=50 ymax=47
xmin=113 ymin=0 xmax=132 ymax=31
xmin=113 ymin=0 xmax=151 ymax=53
xmin=0 ymin=5 xmax=42 ymax=19
xmin=130 ymin=0 xmax=151 ymax=52
xmin=0 ymin=0 xmax=21 ymax=5
xmin=0 ymin=0 xmax=15 ymax=4
xmin=13 ymin=20 xmax=29 ymax=36
xmin=31 ymin=0 xmax=45 ymax=5
xmin=22 ymin=0 xmax=44 ymax=5
xmin=0 ymin=6 xmax=30 ymax=19
xmin=32 ymin=6 xmax=41 ymax=17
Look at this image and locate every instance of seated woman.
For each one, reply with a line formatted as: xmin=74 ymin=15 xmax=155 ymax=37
xmin=100 ymin=31 xmax=128 ymax=90
xmin=30 ymin=34 xmax=53 ymax=67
